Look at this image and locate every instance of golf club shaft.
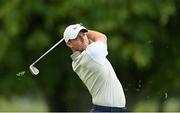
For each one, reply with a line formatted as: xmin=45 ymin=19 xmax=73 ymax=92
xmin=31 ymin=38 xmax=64 ymax=66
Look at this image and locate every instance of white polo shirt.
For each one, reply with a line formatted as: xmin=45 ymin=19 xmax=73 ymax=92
xmin=71 ymin=41 xmax=126 ymax=107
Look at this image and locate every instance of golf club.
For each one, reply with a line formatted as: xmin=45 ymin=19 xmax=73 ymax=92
xmin=29 ymin=38 xmax=64 ymax=75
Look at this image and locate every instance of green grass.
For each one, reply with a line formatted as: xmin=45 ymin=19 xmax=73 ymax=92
xmin=164 ymin=98 xmax=180 ymax=111
xmin=134 ymin=99 xmax=159 ymax=112
xmin=0 ymin=95 xmax=49 ymax=112
xmin=133 ymin=98 xmax=180 ymax=112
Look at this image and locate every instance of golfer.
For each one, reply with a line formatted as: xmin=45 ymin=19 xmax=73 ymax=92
xmin=64 ymin=24 xmax=126 ymax=112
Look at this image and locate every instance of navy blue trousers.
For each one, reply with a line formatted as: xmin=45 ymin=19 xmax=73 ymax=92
xmin=90 ymin=105 xmax=127 ymax=112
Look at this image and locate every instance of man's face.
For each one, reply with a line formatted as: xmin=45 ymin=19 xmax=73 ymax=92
xmin=67 ymin=31 xmax=89 ymax=52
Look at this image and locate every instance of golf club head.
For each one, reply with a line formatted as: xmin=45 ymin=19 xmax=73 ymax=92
xmin=29 ymin=65 xmax=39 ymax=75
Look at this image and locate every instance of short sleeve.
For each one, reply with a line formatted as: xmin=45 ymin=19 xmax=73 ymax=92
xmin=86 ymin=41 xmax=108 ymax=64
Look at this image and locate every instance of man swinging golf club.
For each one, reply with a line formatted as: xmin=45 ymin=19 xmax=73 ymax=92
xmin=64 ymin=24 xmax=127 ymax=112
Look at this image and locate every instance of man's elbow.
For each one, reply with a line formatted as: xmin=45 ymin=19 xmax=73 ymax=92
xmin=96 ymin=34 xmax=107 ymax=44
xmin=103 ymin=34 xmax=107 ymax=40
xmin=101 ymin=34 xmax=107 ymax=43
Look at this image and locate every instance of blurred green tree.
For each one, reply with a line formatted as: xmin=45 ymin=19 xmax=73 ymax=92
xmin=0 ymin=0 xmax=180 ymax=111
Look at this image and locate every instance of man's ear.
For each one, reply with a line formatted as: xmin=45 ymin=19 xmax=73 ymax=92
xmin=66 ymin=40 xmax=72 ymax=48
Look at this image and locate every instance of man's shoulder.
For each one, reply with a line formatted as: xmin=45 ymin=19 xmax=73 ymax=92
xmin=85 ymin=41 xmax=108 ymax=65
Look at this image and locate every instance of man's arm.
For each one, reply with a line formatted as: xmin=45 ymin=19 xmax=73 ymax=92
xmin=86 ymin=30 xmax=107 ymax=45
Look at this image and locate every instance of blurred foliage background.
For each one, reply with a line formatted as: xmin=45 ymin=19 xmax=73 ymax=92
xmin=0 ymin=0 xmax=180 ymax=112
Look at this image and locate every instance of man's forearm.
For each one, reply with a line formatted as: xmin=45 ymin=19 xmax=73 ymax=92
xmin=86 ymin=30 xmax=107 ymax=44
